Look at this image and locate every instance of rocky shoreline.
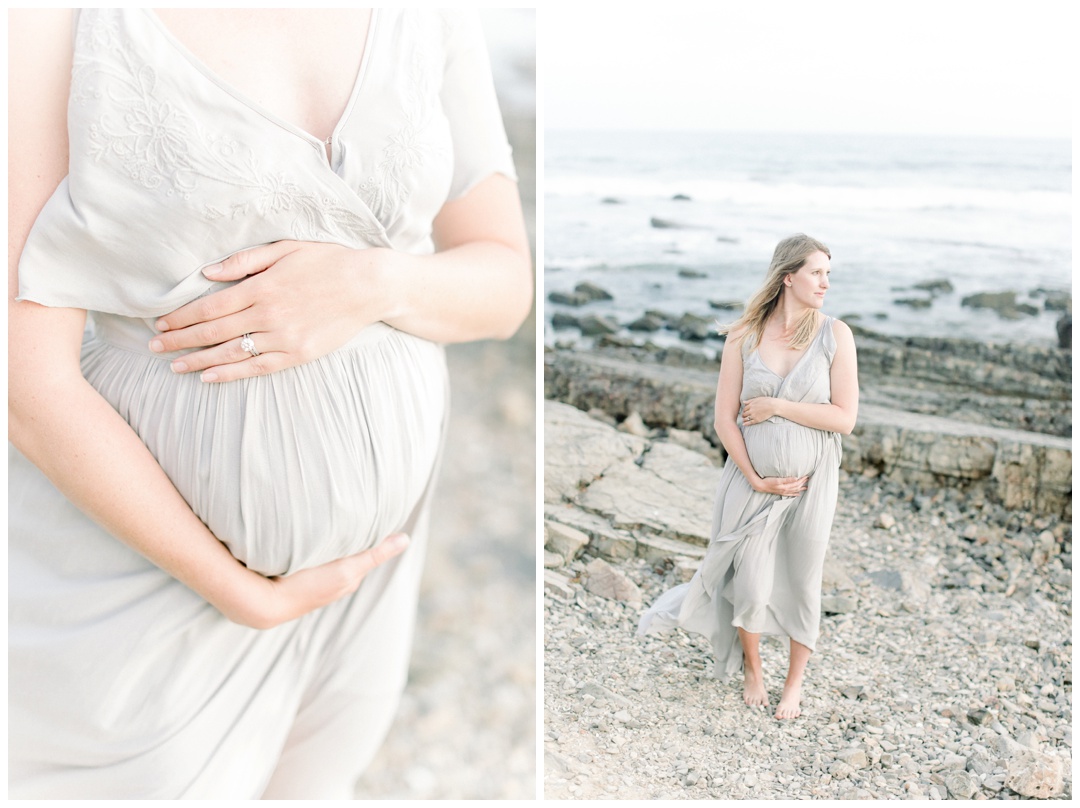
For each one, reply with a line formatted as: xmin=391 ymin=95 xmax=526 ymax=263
xmin=542 ymin=323 xmax=1072 ymax=799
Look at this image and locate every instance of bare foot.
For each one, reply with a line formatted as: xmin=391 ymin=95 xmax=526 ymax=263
xmin=775 ymin=682 xmax=801 ymax=719
xmin=743 ymin=671 xmax=769 ymax=708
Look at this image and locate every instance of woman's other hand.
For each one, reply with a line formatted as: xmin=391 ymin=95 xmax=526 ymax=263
xmin=225 ymin=533 xmax=411 ymax=630
xmin=150 ymin=241 xmax=387 ymax=383
xmin=741 ymin=396 xmax=782 ymax=425
xmin=749 ymin=475 xmax=809 ymax=497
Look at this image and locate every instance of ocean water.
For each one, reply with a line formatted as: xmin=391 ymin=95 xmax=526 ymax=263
xmin=544 ymin=130 xmax=1071 ymax=347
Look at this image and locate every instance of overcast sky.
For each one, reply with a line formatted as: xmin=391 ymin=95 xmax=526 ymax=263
xmin=542 ymin=3 xmax=1072 ymax=138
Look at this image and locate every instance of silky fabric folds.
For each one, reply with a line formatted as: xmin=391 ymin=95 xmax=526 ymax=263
xmin=10 ymin=9 xmax=516 ymax=798
xmin=638 ymin=317 xmax=842 ymax=680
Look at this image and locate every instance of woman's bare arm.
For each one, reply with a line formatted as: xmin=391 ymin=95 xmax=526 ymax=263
xmin=741 ymin=320 xmax=859 ymax=435
xmin=8 ymin=10 xmax=403 ymax=629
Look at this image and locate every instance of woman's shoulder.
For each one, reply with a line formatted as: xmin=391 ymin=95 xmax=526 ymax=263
xmin=828 ymin=316 xmax=855 ymax=343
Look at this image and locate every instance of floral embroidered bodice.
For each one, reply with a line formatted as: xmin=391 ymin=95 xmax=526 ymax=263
xmin=18 ymin=8 xmax=515 ymax=318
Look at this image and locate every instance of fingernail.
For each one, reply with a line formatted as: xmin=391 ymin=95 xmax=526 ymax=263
xmin=203 ymin=263 xmax=223 ymax=277
xmin=201 ymin=371 xmax=218 ymax=382
xmin=155 ymin=319 xmax=170 ymax=331
xmin=171 ymin=360 xmax=188 ymax=373
xmin=389 ymin=533 xmax=411 ymax=551
xmin=149 ymin=339 xmax=164 ymax=353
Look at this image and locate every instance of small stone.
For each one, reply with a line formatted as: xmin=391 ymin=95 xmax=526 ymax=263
xmin=1005 ymin=748 xmax=1065 ymax=798
xmin=543 ymin=549 xmax=564 ymax=569
xmin=875 ymin=513 xmax=896 ymax=530
xmin=677 ymin=268 xmax=707 ymax=279
xmin=967 ymin=709 xmax=993 ymax=726
xmin=835 ymin=748 xmax=870 ymax=769
xmin=618 ymin=411 xmax=649 ymax=437
xmin=613 ymin=710 xmax=632 ymax=723
xmin=829 ymin=761 xmax=855 ymax=779
xmin=583 ymin=558 xmax=642 ymax=603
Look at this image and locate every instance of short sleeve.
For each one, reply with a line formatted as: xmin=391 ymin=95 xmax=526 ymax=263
xmin=441 ymin=11 xmax=517 ymax=201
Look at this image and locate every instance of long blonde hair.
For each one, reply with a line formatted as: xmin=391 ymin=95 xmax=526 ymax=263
xmin=721 ymin=233 xmax=831 ymax=352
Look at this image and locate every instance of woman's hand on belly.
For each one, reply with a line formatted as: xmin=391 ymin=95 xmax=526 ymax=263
xmin=149 ymin=241 xmax=390 ymax=383
xmin=748 ymin=474 xmax=809 ymax=497
xmin=741 ymin=396 xmax=781 ymax=426
xmin=228 ymin=532 xmax=411 ymax=630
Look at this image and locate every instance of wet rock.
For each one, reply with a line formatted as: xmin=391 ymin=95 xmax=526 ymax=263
xmin=676 ymin=313 xmax=714 ymax=341
xmin=961 ymin=290 xmax=1038 ymax=319
xmin=583 ymin=558 xmax=642 ymax=603
xmin=672 ymin=193 xmax=692 ymax=201
xmin=650 ymin=217 xmax=685 ymax=229
xmin=1056 ymin=313 xmax=1070 ymax=350
xmin=894 ymin=297 xmax=932 ymax=309
xmin=677 ymin=268 xmax=707 ymax=279
xmin=914 ymin=279 xmax=955 ymax=295
xmin=628 ymin=314 xmax=665 ymax=332
xmin=578 ymin=314 xmax=620 ymax=336
xmin=1036 ymin=289 xmax=1071 ymax=312
xmin=551 ymin=311 xmax=579 ymax=329
xmin=709 ymin=299 xmax=743 ymax=311
xmin=575 ymin=281 xmax=613 ymax=302
xmin=600 ymin=197 xmax=623 ymax=204
xmin=549 ymin=290 xmax=591 ymax=306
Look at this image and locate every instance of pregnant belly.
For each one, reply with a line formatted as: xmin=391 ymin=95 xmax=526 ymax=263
xmin=82 ymin=319 xmax=447 ymax=577
xmin=742 ymin=419 xmax=826 ymax=480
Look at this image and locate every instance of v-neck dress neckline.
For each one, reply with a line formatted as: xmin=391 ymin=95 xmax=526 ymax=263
xmin=754 ymin=315 xmax=830 ymax=382
xmin=142 ymin=9 xmax=380 ymax=163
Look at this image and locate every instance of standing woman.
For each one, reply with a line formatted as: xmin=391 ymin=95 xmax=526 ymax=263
xmin=639 ymin=234 xmax=858 ymax=720
xmin=9 ymin=9 xmax=531 ymax=798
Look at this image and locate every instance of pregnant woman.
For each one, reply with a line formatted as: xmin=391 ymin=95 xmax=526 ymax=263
xmin=638 ymin=234 xmax=858 ymax=720
xmin=9 ymin=9 xmax=531 ymax=798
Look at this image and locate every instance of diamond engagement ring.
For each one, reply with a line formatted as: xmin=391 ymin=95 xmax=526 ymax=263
xmin=240 ymin=333 xmax=260 ymax=357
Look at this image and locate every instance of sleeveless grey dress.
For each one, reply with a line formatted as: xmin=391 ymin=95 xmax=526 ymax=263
xmin=9 ymin=9 xmax=515 ymax=798
xmin=638 ymin=317 xmax=843 ymax=679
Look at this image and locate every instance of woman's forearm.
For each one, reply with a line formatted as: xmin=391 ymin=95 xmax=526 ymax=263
xmin=10 ymin=366 xmax=270 ymax=624
xmin=714 ymin=419 xmax=763 ymax=486
xmin=773 ymin=400 xmax=857 ymax=435
xmin=368 ymin=239 xmax=532 ymax=344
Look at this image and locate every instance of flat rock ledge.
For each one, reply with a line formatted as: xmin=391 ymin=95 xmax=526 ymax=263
xmin=545 ymin=350 xmax=1071 ymax=520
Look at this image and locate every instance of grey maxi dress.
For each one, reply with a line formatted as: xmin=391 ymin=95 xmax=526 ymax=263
xmin=638 ymin=318 xmax=842 ymax=679
xmin=9 ymin=9 xmax=516 ymax=799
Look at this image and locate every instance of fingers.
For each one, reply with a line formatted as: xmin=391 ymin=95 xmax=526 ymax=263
xmin=150 ymin=310 xmax=254 ymax=354
xmin=202 ymin=241 xmax=302 ymax=282
xmin=154 ymin=283 xmax=253 ymax=334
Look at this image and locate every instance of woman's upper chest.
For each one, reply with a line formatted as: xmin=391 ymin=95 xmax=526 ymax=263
xmin=151 ymin=9 xmax=373 ymax=145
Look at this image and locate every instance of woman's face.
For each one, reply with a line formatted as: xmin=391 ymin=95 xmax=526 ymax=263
xmin=783 ymin=251 xmax=831 ymax=309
